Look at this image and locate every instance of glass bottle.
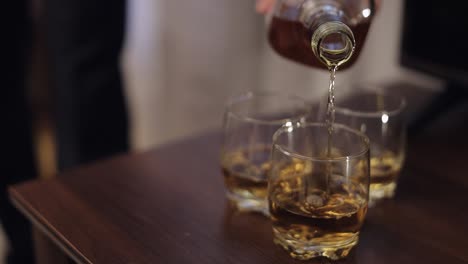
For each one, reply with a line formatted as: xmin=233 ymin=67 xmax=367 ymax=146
xmin=268 ymin=0 xmax=376 ymax=70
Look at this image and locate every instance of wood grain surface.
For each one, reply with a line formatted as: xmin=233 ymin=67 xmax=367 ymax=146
xmin=9 ymin=126 xmax=468 ymax=263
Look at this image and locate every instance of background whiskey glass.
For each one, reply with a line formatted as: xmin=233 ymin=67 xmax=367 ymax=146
xmin=221 ymin=91 xmax=310 ymax=215
xmin=334 ymin=90 xmax=406 ymax=205
xmin=269 ymin=122 xmax=370 ymax=260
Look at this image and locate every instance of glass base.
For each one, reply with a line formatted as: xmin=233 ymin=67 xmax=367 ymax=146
xmin=226 ymin=191 xmax=269 ymax=216
xmin=369 ymin=182 xmax=397 ymax=206
xmin=273 ymin=229 xmax=359 ymax=260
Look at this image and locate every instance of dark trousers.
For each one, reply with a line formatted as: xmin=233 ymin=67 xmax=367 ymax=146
xmin=1 ymin=0 xmax=128 ymax=262
xmin=45 ymin=0 xmax=129 ymax=170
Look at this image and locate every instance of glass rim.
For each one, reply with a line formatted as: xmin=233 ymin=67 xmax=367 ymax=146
xmin=272 ymin=122 xmax=370 ymax=162
xmin=225 ymin=91 xmax=310 ymax=125
xmin=335 ymin=93 xmax=406 ymax=118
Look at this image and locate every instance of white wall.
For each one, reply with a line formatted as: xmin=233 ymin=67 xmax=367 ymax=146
xmin=123 ymin=0 xmax=264 ymax=149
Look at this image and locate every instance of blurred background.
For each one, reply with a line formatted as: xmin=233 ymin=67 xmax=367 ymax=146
xmin=124 ymin=0 xmax=441 ymax=150
xmin=1 ymin=0 xmax=460 ymax=262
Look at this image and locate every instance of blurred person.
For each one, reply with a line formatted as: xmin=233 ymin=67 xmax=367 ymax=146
xmin=2 ymin=0 xmax=128 ymax=263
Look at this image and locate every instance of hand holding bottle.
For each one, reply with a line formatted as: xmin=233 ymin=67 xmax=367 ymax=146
xmin=258 ymin=0 xmax=381 ymax=69
xmin=256 ymin=0 xmax=382 ymax=14
xmin=256 ymin=0 xmax=275 ymax=14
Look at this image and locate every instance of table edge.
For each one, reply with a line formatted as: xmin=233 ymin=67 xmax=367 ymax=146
xmin=8 ymin=185 xmax=91 ymax=264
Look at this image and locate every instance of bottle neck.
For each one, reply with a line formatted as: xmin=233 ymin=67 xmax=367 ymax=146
xmin=311 ymin=21 xmax=355 ymax=68
xmin=299 ymin=3 xmax=356 ymax=68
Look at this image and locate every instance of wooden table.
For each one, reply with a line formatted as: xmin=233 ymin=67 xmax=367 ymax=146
xmin=9 ymin=126 xmax=468 ymax=263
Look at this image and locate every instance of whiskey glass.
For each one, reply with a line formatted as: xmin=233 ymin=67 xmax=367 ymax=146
xmin=335 ymin=90 xmax=406 ymax=204
xmin=221 ymin=91 xmax=310 ymax=215
xmin=269 ymin=122 xmax=370 ymax=260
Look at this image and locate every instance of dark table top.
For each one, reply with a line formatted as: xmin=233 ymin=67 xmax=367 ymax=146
xmin=9 ymin=124 xmax=468 ymax=263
